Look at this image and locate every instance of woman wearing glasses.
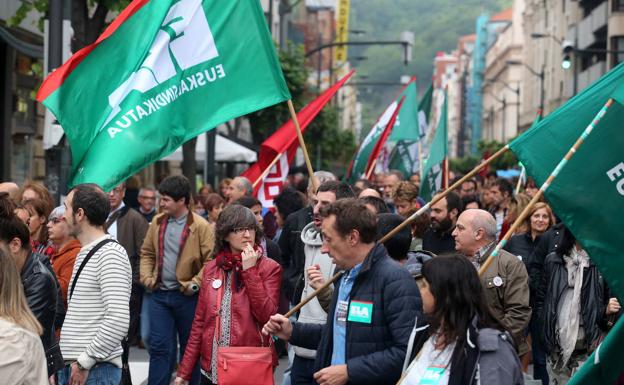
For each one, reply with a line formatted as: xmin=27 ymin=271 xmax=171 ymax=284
xmin=175 ymin=204 xmax=282 ymax=385
xmin=47 ymin=205 xmax=81 ymax=309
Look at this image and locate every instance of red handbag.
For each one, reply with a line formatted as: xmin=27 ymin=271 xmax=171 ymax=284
xmin=214 ymin=271 xmax=274 ymax=385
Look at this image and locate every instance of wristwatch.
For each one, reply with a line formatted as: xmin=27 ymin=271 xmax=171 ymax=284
xmin=75 ymin=360 xmax=87 ymax=371
xmin=190 ymin=283 xmax=200 ymax=293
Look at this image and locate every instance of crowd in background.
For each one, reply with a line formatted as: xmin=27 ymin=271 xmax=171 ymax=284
xmin=0 ymin=166 xmax=621 ymax=385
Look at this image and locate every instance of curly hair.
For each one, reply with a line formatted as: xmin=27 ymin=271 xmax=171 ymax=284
xmin=214 ymin=205 xmax=264 ymax=254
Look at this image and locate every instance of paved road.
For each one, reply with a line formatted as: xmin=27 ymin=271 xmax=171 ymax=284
xmin=129 ymin=347 xmax=289 ymax=385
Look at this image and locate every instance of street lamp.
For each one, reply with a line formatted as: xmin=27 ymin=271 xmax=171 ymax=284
xmin=506 ymin=59 xmax=544 ymax=114
xmin=530 ymin=32 xmax=562 ymax=44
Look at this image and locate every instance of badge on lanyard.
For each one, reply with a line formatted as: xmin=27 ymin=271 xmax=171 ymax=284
xmin=347 ymin=300 xmax=373 ymax=324
xmin=336 ymin=300 xmax=349 ymax=326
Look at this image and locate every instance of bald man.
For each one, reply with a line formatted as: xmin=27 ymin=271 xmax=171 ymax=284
xmin=0 ymin=182 xmax=20 ymax=201
xmin=452 ymin=209 xmax=531 ymax=356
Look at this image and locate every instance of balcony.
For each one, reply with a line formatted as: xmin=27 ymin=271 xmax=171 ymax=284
xmin=577 ymin=1 xmax=608 ymax=49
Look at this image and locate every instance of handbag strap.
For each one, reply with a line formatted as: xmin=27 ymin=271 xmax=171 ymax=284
xmin=69 ymin=238 xmax=116 ymax=300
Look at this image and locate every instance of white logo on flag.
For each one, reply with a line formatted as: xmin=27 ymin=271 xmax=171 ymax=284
xmin=258 ymin=153 xmax=290 ymax=209
xmin=103 ymin=0 xmax=219 ymax=131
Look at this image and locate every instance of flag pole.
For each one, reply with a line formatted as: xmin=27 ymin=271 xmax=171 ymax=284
xmin=380 ymin=144 xmax=509 ymax=244
xmin=418 ymin=141 xmax=424 ymax=177
xmin=285 ymin=143 xmax=512 ymax=319
xmin=287 ymin=99 xmax=318 ymax=192
xmin=252 ymin=152 xmax=284 ymax=188
xmin=514 ymin=165 xmax=525 ymax=195
xmin=365 ymin=158 xmax=378 ymax=180
xmin=478 ymin=98 xmax=614 ymax=277
xmin=443 ymin=157 xmax=449 ymax=189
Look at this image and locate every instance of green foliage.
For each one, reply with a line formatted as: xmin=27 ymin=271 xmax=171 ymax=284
xmin=451 ymin=139 xmax=517 ymax=174
xmin=247 ymin=42 xmax=308 ymax=144
xmin=350 ymin=0 xmax=511 ymax=121
xmin=305 ymin=105 xmax=356 ymax=173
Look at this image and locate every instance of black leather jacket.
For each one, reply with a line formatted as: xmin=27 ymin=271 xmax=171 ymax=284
xmin=21 ymin=252 xmax=64 ymax=375
xmin=534 ymin=250 xmax=609 ymax=354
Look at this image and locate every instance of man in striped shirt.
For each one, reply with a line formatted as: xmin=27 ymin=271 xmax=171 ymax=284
xmin=57 ymin=184 xmax=132 ymax=385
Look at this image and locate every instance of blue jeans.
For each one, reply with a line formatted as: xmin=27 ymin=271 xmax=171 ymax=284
xmin=57 ymin=363 xmax=120 ymax=385
xmin=148 ymin=289 xmax=199 ymax=385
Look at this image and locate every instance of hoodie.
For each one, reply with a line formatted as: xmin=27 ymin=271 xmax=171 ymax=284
xmin=293 ymin=222 xmax=336 ymax=359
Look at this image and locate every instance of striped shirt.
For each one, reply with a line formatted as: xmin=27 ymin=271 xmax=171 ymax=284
xmin=60 ymin=234 xmax=132 ymax=369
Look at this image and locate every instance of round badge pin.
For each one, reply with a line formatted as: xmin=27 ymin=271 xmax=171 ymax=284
xmin=212 ymin=279 xmax=222 ymax=289
xmin=493 ymin=276 xmax=503 ymax=287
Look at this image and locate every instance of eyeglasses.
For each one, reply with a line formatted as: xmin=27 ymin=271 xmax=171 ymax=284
xmin=139 ymin=195 xmax=156 ymax=201
xmin=48 ymin=217 xmax=65 ymax=224
xmin=232 ymin=226 xmax=255 ymax=235
xmin=110 ymin=187 xmax=125 ymax=195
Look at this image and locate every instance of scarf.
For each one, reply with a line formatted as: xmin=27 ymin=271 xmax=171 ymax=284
xmin=556 ymin=246 xmax=590 ymax=367
xmin=215 ymin=244 xmax=263 ymax=291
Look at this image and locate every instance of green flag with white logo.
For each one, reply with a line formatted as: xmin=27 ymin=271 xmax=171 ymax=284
xmin=420 ymin=90 xmax=447 ymax=201
xmin=38 ymin=0 xmax=291 ymax=191
xmin=509 ymin=65 xmax=624 ymax=385
xmin=388 ymin=83 xmax=433 ymax=178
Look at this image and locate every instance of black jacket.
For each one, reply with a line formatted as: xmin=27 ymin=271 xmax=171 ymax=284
xmin=504 ymin=232 xmax=540 ymax=271
xmin=528 ymin=223 xmax=564 ymax=294
xmin=289 ymin=243 xmax=422 ymax=385
xmin=421 ymin=228 xmax=456 ymax=256
xmin=21 ymin=252 xmax=64 ymax=375
xmin=534 ymin=250 xmax=609 ymax=354
xmin=278 ymin=206 xmax=313 ymax=303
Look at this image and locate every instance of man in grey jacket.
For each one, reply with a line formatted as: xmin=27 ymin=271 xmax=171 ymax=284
xmin=291 ymin=181 xmax=354 ymax=385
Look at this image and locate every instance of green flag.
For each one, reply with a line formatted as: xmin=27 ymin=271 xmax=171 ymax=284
xmin=510 ymin=65 xmax=624 ymax=385
xmin=420 ymin=91 xmax=447 ymax=201
xmin=388 ymin=83 xmax=433 ymax=178
xmin=389 ymin=79 xmax=419 ymax=141
xmin=38 ymin=0 xmax=290 ymax=191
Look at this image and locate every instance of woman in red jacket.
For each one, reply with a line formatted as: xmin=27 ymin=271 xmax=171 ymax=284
xmin=175 ymin=204 xmax=282 ymax=385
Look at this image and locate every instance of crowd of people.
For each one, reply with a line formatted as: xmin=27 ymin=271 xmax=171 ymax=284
xmin=0 ymin=167 xmax=621 ymax=385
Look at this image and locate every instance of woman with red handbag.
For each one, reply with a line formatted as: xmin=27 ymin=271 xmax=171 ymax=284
xmin=175 ymin=204 xmax=282 ymax=385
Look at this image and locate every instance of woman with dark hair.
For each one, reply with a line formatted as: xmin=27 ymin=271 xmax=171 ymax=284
xmin=175 ymin=205 xmax=282 ymax=385
xmin=234 ymin=196 xmax=283 ymax=265
xmin=534 ymin=228 xmax=619 ymax=384
xmin=24 ymin=198 xmax=54 ymax=257
xmin=0 ymin=193 xmax=63 ymax=379
xmin=401 ymin=255 xmax=523 ymax=385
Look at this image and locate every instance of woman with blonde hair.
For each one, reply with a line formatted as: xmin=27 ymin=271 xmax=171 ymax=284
xmin=0 ymin=247 xmax=48 ymax=384
xmin=504 ymin=201 xmax=556 ymax=385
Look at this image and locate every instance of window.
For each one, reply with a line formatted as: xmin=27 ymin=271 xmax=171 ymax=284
xmin=613 ymin=0 xmax=624 ymax=12
xmin=611 ymin=36 xmax=624 ymax=67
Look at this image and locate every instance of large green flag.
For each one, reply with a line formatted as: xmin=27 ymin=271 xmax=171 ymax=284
xmin=38 ymin=0 xmax=290 ymax=191
xmin=388 ymin=83 xmax=433 ymax=178
xmin=420 ymin=91 xmax=447 ymax=201
xmin=509 ymin=66 xmax=624 ymax=384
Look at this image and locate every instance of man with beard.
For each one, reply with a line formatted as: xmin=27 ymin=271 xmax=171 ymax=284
xmin=421 ymin=191 xmax=461 ymax=255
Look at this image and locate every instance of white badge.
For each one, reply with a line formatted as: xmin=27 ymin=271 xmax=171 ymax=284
xmin=493 ymin=276 xmax=503 ymax=287
xmin=212 ymin=279 xmax=222 ymax=289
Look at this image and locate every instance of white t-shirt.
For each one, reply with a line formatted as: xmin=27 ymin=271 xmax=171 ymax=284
xmin=402 ymin=334 xmax=456 ymax=385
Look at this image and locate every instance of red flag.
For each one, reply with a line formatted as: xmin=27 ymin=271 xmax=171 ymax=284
xmin=364 ymin=96 xmax=406 ymax=179
xmin=242 ymin=70 xmax=355 ymax=208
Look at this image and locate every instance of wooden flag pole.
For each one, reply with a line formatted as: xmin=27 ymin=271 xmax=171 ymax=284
xmin=252 ymin=152 xmax=284 ymax=188
xmin=418 ymin=141 xmax=424 ymax=177
xmin=443 ymin=157 xmax=449 ymax=189
xmin=365 ymin=158 xmax=378 ymax=180
xmin=380 ymin=144 xmax=510 ymax=244
xmin=478 ymin=98 xmax=614 ymax=277
xmin=285 ymin=271 xmax=344 ymax=318
xmin=515 ymin=165 xmax=525 ymax=195
xmin=287 ymin=99 xmax=318 ymax=192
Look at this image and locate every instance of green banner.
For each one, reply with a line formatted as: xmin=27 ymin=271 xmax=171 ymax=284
xmin=420 ymin=91 xmax=447 ymax=201
xmin=39 ymin=0 xmax=290 ymax=191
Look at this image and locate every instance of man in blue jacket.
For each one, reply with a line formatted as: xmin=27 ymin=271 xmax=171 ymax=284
xmin=264 ymin=198 xmax=422 ymax=385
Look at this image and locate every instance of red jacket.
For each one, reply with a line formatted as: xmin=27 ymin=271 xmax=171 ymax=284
xmin=177 ymin=253 xmax=282 ymax=380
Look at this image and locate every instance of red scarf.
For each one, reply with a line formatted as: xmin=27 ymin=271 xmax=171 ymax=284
xmin=216 ymin=245 xmax=263 ymax=291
